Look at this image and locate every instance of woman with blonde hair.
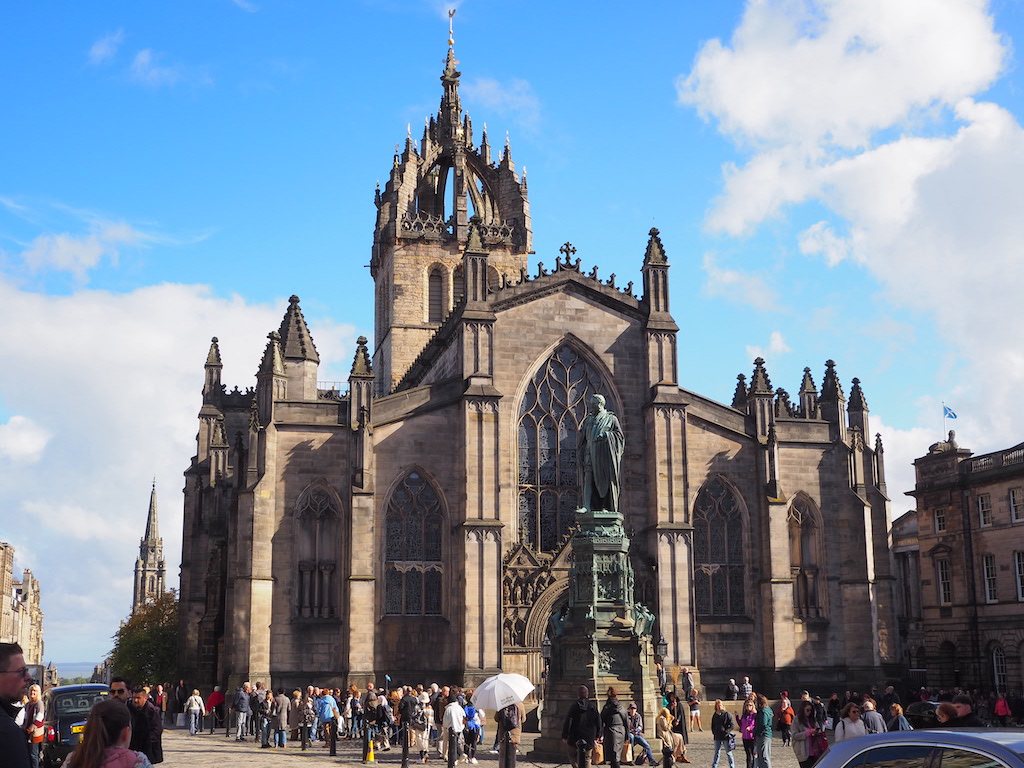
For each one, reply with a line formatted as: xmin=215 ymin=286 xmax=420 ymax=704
xmin=24 ymin=683 xmax=45 ymax=768
xmin=655 ymin=707 xmax=688 ymax=763
xmin=69 ymin=699 xmax=153 ymax=768
xmin=184 ymin=689 xmax=206 ymax=735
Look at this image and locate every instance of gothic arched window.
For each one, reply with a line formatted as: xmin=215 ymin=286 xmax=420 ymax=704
xmin=295 ymin=480 xmax=341 ymax=619
xmin=789 ymin=497 xmax=824 ymax=619
xmin=384 ymin=472 xmax=444 ymax=616
xmin=517 ymin=344 xmax=607 ymax=552
xmin=693 ymin=477 xmax=745 ymax=617
xmin=428 ymin=267 xmax=444 ymax=323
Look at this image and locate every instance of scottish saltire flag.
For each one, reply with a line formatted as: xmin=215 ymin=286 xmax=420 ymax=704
xmin=943 ymin=405 xmax=958 ymax=419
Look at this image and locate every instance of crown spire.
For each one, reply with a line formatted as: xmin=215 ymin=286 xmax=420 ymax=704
xmin=205 ymin=337 xmax=222 ymax=367
xmin=350 ymin=335 xmax=373 ymax=377
xmin=749 ymin=357 xmax=773 ymax=394
xmin=848 ymin=377 xmax=868 ymax=410
xmin=144 ymin=482 xmax=159 ymax=542
xmin=731 ymin=374 xmax=748 ymax=409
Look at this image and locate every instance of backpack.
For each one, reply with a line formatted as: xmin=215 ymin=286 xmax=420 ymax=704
xmin=379 ymin=701 xmax=394 ymax=726
xmin=411 ymin=703 xmax=429 ymax=732
xmin=500 ymin=704 xmax=520 ymax=731
xmin=464 ymin=705 xmax=479 ymax=731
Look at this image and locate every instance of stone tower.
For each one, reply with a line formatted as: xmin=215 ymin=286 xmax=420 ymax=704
xmin=133 ymin=482 xmax=166 ymax=613
xmin=370 ymin=22 xmax=532 ymax=394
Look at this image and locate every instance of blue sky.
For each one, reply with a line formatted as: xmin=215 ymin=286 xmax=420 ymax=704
xmin=2 ymin=0 xmax=1023 ymax=664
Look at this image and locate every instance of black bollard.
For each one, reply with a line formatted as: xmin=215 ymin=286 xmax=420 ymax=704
xmin=363 ymin=723 xmax=371 ymax=763
xmin=302 ymin=722 xmax=309 ymax=751
xmin=330 ymin=718 xmax=338 ymax=756
xmin=501 ymin=732 xmax=517 ymax=768
xmin=402 ymin=723 xmax=411 ymax=768
xmin=447 ymin=728 xmax=457 ymax=768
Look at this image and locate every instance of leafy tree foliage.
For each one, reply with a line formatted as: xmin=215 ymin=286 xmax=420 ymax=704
xmin=109 ymin=590 xmax=178 ymax=685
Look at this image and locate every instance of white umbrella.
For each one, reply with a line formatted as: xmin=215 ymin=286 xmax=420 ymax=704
xmin=472 ymin=673 xmax=535 ymax=711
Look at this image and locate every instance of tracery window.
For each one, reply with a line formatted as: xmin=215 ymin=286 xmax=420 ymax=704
xmin=428 ymin=267 xmax=444 ymax=323
xmin=384 ymin=472 xmax=444 ymax=616
xmin=789 ymin=497 xmax=824 ymax=619
xmin=692 ymin=478 xmax=745 ymax=617
xmin=295 ymin=480 xmax=341 ymax=619
xmin=517 ymin=345 xmax=607 ymax=552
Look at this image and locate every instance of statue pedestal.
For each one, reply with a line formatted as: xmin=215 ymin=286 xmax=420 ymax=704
xmin=530 ymin=508 xmax=664 ymax=761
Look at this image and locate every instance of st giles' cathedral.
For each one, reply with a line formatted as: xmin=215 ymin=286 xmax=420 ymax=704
xmin=177 ymin=31 xmax=898 ymax=693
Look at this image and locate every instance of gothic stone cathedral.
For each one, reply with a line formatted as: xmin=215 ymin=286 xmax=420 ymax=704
xmin=177 ymin=39 xmax=898 ymax=694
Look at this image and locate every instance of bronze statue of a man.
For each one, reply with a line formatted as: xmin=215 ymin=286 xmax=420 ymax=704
xmin=577 ymin=394 xmax=624 ymax=512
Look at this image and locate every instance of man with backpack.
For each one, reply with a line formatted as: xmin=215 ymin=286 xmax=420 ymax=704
xmin=495 ymin=699 xmax=526 ymax=768
xmin=563 ymin=685 xmax=602 ymax=768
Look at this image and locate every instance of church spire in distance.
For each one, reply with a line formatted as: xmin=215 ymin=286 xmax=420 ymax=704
xmin=133 ymin=481 xmax=166 ymax=614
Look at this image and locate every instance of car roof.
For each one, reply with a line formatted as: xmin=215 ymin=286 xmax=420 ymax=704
xmin=49 ymin=684 xmax=109 ymax=694
xmin=824 ymin=729 xmax=1024 ymax=764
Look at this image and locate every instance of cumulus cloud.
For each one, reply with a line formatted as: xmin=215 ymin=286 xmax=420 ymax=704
xmin=130 ymin=49 xmax=182 ymax=88
xmin=462 ymin=77 xmax=541 ymax=133
xmin=0 ymin=416 xmax=51 ymax=464
xmin=701 ymin=252 xmax=777 ymax=311
xmin=680 ymin=0 xmax=1024 ymax=462
xmin=89 ymin=29 xmax=125 ymax=65
xmin=746 ymin=331 xmax=791 ymax=362
xmin=0 ymin=277 xmax=358 ymax=659
xmin=18 ymin=220 xmax=155 ymax=280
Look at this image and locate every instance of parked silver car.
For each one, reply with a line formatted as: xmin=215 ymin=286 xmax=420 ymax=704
xmin=815 ymin=729 xmax=1024 ymax=768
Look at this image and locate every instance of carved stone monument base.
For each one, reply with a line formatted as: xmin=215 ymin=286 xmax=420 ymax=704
xmin=530 ymin=508 xmax=664 ymax=761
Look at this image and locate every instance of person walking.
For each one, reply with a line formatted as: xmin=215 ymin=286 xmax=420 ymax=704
xmin=776 ymin=693 xmax=793 ymax=747
xmin=791 ymin=700 xmax=826 ymax=768
xmin=67 ymin=699 xmax=154 ymax=768
xmin=754 ymin=694 xmax=772 ymax=768
xmin=885 ymin=703 xmax=912 ymax=732
xmin=24 ymin=683 xmax=45 ymax=768
xmin=860 ymin=699 xmax=886 ymax=735
xmin=601 ymin=687 xmax=629 ymax=768
xmin=739 ymin=699 xmax=757 ymax=768
xmin=184 ymin=690 xmax=205 ymax=736
xmin=128 ymin=686 xmax=163 ymax=764
xmin=833 ymin=703 xmax=866 ymax=743
xmin=495 ymin=700 xmax=525 ymax=768
xmin=562 ymin=686 xmax=602 ymax=768
xmin=206 ymin=686 xmax=224 ymax=730
xmin=709 ymin=700 xmax=736 ymax=768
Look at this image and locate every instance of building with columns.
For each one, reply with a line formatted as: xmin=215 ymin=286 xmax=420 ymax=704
xmin=133 ymin=483 xmax=166 ymax=614
xmin=177 ymin=34 xmax=899 ymax=694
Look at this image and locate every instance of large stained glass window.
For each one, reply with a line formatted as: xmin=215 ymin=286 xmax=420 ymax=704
xmin=788 ymin=498 xmax=824 ymax=619
xmin=383 ymin=472 xmax=444 ymax=615
xmin=518 ymin=344 xmax=606 ymax=552
xmin=693 ymin=478 xmax=745 ymax=617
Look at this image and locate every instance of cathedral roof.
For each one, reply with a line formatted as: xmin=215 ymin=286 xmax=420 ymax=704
xmin=278 ymin=295 xmax=319 ymax=363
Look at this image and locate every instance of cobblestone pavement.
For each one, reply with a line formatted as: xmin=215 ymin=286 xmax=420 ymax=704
xmin=161 ymin=727 xmax=803 ymax=768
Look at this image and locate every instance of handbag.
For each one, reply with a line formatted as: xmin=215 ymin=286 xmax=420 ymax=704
xmin=727 ymin=733 xmax=736 ymax=752
xmin=622 ymin=742 xmax=633 ymax=763
xmin=591 ymin=742 xmax=605 ymax=765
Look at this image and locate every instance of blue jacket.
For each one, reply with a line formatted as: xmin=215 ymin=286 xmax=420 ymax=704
xmin=233 ymin=688 xmax=251 ymax=713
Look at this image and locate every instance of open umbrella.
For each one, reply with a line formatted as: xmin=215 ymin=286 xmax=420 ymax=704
xmin=472 ymin=673 xmax=535 ymax=711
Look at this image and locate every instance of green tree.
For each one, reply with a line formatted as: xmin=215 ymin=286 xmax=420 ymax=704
xmin=109 ymin=590 xmax=178 ymax=685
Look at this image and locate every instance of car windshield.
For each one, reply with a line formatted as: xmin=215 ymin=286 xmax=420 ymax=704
xmin=53 ymin=690 xmax=109 ymax=718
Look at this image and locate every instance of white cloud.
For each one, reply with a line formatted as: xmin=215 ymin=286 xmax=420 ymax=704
xmin=0 ymin=278 xmax=358 ymax=659
xmin=746 ymin=330 xmax=791 ymax=362
xmin=89 ymin=29 xmax=125 ymax=66
xmin=462 ymin=77 xmax=541 ymax=133
xmin=701 ymin=252 xmax=777 ymax=311
xmin=19 ymin=220 xmax=154 ymax=280
xmin=0 ymin=416 xmax=50 ymax=464
xmin=130 ymin=49 xmax=182 ymax=88
xmin=681 ymin=0 xmax=1024 ymax=461
xmin=232 ymin=0 xmax=258 ymax=11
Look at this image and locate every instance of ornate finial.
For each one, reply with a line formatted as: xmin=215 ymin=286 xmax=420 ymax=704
xmin=211 ymin=336 xmax=218 ymax=343
xmin=559 ymin=242 xmax=577 ymax=261
xmin=448 ymin=7 xmax=456 ymax=47
xmin=289 ymin=295 xmax=300 ymax=305
xmin=505 ymin=131 xmax=510 ymax=147
xmin=407 ymin=123 xmax=411 ymax=138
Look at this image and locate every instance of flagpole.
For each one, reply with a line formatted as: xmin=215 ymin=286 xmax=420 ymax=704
xmin=942 ymin=401 xmax=946 ymax=438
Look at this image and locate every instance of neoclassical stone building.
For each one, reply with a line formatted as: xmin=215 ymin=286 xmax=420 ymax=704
xmin=177 ymin=37 xmax=899 ymax=694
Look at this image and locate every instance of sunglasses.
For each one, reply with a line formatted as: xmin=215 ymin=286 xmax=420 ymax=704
xmin=0 ymin=667 xmax=30 ymax=677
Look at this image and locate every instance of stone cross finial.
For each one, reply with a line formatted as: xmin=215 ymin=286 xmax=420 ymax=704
xmin=559 ymin=242 xmax=576 ymax=260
